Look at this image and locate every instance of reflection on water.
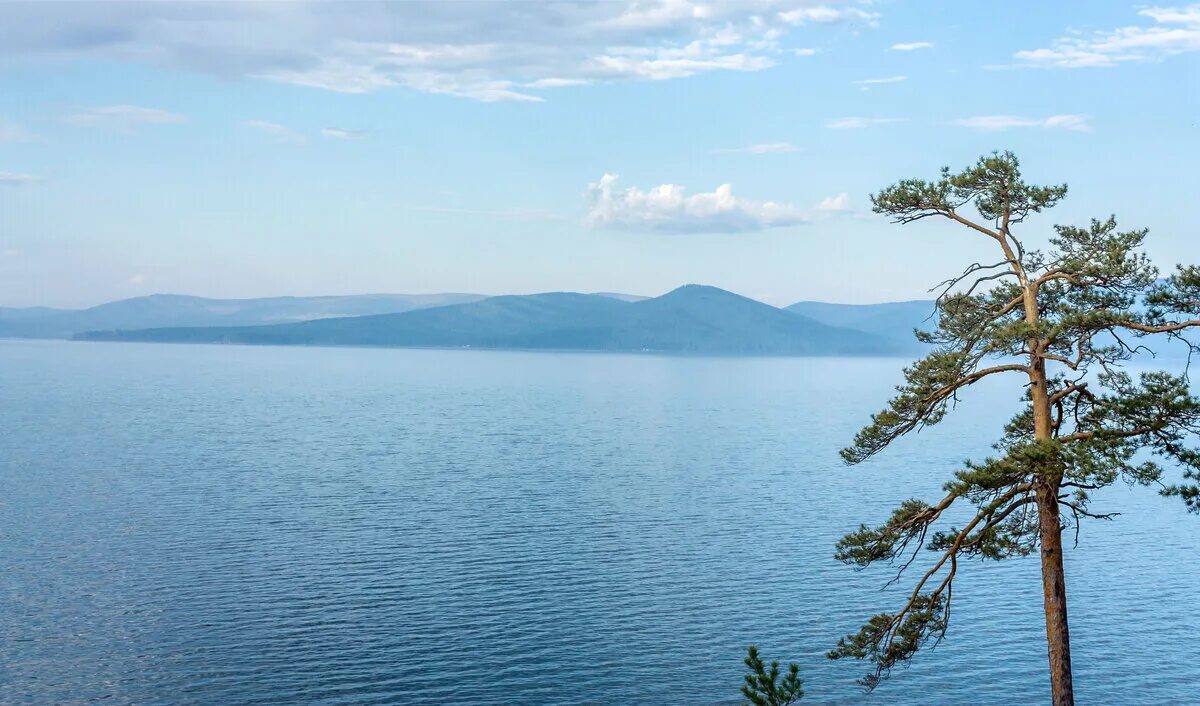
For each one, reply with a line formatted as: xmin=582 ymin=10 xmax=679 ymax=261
xmin=1 ymin=340 xmax=1196 ymax=704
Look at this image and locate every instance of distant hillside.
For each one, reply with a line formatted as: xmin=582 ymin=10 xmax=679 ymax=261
xmin=528 ymin=285 xmax=895 ymax=354
xmin=786 ymin=300 xmax=935 ymax=349
xmin=78 ymin=285 xmax=905 ymax=356
xmin=590 ymin=292 xmax=649 ymax=303
xmin=0 ymin=306 xmax=70 ymax=320
xmin=0 ymin=293 xmax=490 ymax=339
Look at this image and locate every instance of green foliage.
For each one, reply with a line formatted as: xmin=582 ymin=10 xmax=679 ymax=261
xmin=741 ymin=645 xmax=804 ymax=706
xmin=832 ymin=151 xmax=1200 ymax=691
xmin=841 ymin=352 xmax=975 ymax=464
xmin=827 ymin=594 xmax=947 ymax=690
xmin=835 ymin=499 xmax=935 ymax=566
xmin=871 ymin=151 xmax=1067 ymax=227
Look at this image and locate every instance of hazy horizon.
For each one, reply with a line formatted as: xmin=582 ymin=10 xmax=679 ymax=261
xmin=4 ymin=5 xmax=1199 ymax=702
xmin=1 ymin=2 xmax=1197 ymax=308
xmin=5 ymin=284 xmax=938 ymax=312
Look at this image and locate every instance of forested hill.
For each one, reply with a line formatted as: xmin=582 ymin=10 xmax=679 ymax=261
xmin=76 ymin=285 xmax=915 ymax=356
xmin=0 ymin=293 xmax=489 ymax=339
xmin=785 ymin=299 xmax=935 ymax=349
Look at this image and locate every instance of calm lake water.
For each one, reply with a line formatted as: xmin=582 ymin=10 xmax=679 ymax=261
xmin=1 ymin=340 xmax=1197 ymax=705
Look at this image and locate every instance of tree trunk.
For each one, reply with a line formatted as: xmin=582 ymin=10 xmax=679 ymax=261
xmin=1027 ymin=341 xmax=1075 ymax=705
xmin=1017 ymin=250 xmax=1077 ymax=705
xmin=1036 ymin=484 xmax=1074 ymax=706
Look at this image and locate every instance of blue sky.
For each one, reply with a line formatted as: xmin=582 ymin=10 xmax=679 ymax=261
xmin=0 ymin=1 xmax=1197 ymax=308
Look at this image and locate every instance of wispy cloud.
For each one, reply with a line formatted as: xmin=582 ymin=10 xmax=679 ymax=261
xmin=891 ymin=41 xmax=933 ymax=51
xmin=321 ymin=127 xmax=366 ymax=140
xmin=586 ymin=173 xmax=807 ymax=234
xmin=952 ymin=114 xmax=1091 ymax=132
xmin=711 ymin=142 xmax=798 ymax=155
xmin=242 ymin=120 xmax=305 ymax=143
xmin=1011 ymin=4 xmax=1200 ymax=68
xmin=128 ymin=274 xmax=148 ymax=286
xmin=0 ymin=3 xmax=881 ymax=102
xmin=825 ymin=117 xmax=905 ymax=129
xmin=0 ymin=122 xmax=31 ymax=142
xmin=852 ymin=75 xmax=906 ymax=85
xmin=0 ymin=171 xmax=39 ymax=185
xmin=65 ymin=105 xmax=186 ymax=131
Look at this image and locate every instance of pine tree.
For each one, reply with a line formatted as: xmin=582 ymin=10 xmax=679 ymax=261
xmin=827 ymin=151 xmax=1200 ymax=706
xmin=741 ymin=645 xmax=804 ymax=706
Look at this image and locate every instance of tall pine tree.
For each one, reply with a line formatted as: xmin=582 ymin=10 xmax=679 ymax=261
xmin=828 ymin=151 xmax=1200 ymax=705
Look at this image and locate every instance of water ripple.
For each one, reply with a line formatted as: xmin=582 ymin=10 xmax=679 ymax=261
xmin=1 ymin=340 xmax=1196 ymax=705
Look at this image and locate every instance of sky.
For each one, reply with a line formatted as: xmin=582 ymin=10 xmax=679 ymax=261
xmin=0 ymin=1 xmax=1197 ymax=308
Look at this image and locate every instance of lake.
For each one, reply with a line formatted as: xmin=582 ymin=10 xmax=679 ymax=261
xmin=1 ymin=340 xmax=1196 ymax=705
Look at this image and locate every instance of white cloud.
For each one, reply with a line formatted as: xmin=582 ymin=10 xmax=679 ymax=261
xmin=711 ymin=142 xmax=798 ymax=155
xmin=242 ymin=120 xmax=305 ymax=143
xmin=1013 ymin=4 xmax=1200 ymax=68
xmin=952 ymin=114 xmax=1091 ymax=132
xmin=1041 ymin=115 xmax=1091 ymax=131
xmin=891 ymin=41 xmax=933 ymax=51
xmin=0 ymin=248 xmax=18 ymax=257
xmin=321 ymin=127 xmax=366 ymax=139
xmin=597 ymin=1 xmax=719 ymax=31
xmin=791 ymin=47 xmax=818 ymax=57
xmin=852 ymin=75 xmax=906 ymax=85
xmin=586 ymin=49 xmax=773 ymax=81
xmin=1142 ymin=5 xmax=1200 ymax=23
xmin=815 ymin=192 xmax=850 ymax=211
xmin=64 ymin=105 xmax=187 ymax=130
xmin=778 ymin=6 xmax=879 ymax=26
xmin=525 ymin=77 xmax=590 ymax=88
xmin=0 ymin=2 xmax=880 ymax=102
xmin=586 ymin=173 xmax=808 ymax=233
xmin=825 ymin=116 xmax=904 ymax=129
xmin=0 ymin=171 xmax=39 ymax=185
xmin=128 ymin=274 xmax=148 ymax=285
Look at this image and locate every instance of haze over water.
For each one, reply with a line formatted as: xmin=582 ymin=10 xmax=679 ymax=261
xmin=2 ymin=340 xmax=1196 ymax=705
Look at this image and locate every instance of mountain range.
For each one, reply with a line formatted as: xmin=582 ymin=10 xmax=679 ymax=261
xmin=0 ymin=293 xmax=489 ymax=339
xmin=785 ymin=300 xmax=937 ymax=344
xmin=43 ymin=286 xmax=933 ymax=356
xmin=0 ymin=286 xmax=939 ymax=355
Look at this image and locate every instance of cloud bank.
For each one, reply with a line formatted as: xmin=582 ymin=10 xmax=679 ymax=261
xmin=0 ymin=1 xmax=880 ymax=102
xmin=1013 ymin=4 xmax=1200 ymax=68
